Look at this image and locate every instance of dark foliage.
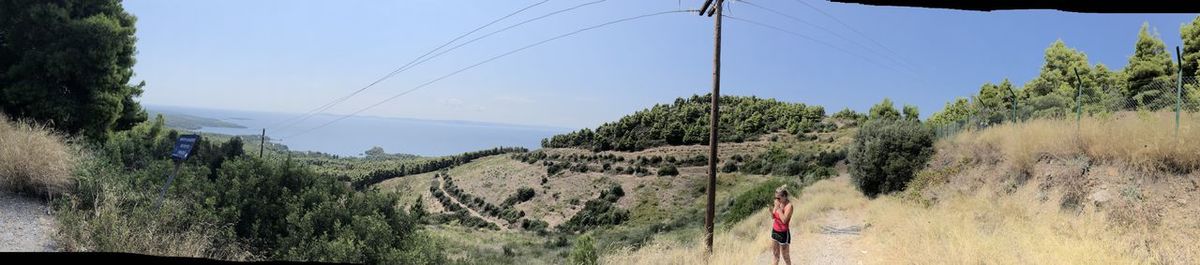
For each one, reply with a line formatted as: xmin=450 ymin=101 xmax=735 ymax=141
xmin=0 ymin=0 xmax=147 ymax=141
xmin=847 ymin=119 xmax=935 ymax=197
xmin=657 ymin=165 xmax=679 ymax=176
xmin=542 ymin=94 xmax=825 ymax=151
xmin=558 ymin=185 xmax=628 ymax=233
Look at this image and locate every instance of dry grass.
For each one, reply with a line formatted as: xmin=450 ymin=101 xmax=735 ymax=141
xmin=862 ymin=183 xmax=1141 ymax=265
xmin=904 ymin=112 xmax=1200 ymax=264
xmin=940 ymin=111 xmax=1200 ymax=173
xmin=600 ymin=203 xmax=773 ymax=265
xmin=0 ymin=113 xmax=75 ymax=196
xmin=600 ymin=177 xmax=866 ymax=265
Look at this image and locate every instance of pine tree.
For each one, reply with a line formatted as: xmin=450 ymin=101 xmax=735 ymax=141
xmin=1125 ymin=23 xmax=1177 ymax=109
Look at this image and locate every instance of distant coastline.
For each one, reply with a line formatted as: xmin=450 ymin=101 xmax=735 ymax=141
xmin=142 ymin=104 xmax=570 ymax=157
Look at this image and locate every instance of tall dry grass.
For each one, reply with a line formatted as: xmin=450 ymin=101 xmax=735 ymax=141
xmin=896 ymin=111 xmax=1200 ymax=264
xmin=0 ymin=113 xmax=75 ymax=196
xmin=862 ymin=183 xmax=1142 ymax=264
xmin=940 ymin=111 xmax=1200 ymax=173
xmin=601 ymin=177 xmax=866 ymax=265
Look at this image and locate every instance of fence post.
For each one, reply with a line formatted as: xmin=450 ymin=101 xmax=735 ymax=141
xmin=1176 ymin=46 xmax=1183 ymax=137
xmin=1073 ymin=68 xmax=1084 ymax=130
xmin=1008 ymin=86 xmax=1018 ymax=123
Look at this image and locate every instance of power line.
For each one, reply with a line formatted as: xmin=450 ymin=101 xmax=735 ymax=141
xmin=407 ymin=0 xmax=609 ymax=82
xmin=270 ymin=0 xmax=551 ymax=131
xmin=283 ymin=10 xmax=695 ymax=140
xmin=722 ymin=14 xmax=905 ymax=75
xmin=787 ymin=0 xmax=921 ymax=71
xmin=737 ymin=0 xmax=917 ymax=75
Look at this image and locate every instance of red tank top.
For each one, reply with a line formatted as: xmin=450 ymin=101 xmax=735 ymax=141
xmin=772 ymin=206 xmax=789 ymax=232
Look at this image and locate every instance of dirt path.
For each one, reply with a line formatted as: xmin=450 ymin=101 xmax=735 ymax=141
xmin=437 ymin=176 xmax=510 ymax=231
xmin=0 ymin=192 xmax=56 ymax=252
xmin=756 ymin=209 xmax=865 ymax=265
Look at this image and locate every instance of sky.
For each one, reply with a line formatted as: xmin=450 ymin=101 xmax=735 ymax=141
xmin=125 ymin=0 xmax=1199 ymax=130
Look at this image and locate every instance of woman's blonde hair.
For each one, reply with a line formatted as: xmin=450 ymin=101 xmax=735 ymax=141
xmin=776 ymin=185 xmax=789 ymax=198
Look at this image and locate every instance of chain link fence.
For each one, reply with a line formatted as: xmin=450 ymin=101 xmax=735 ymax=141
xmin=933 ymin=75 xmax=1200 ymax=138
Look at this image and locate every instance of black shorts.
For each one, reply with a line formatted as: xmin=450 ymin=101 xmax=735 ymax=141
xmin=771 ymin=229 xmax=790 ymax=245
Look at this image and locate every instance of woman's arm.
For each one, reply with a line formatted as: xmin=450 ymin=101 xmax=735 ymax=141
xmin=781 ymin=203 xmax=794 ymax=225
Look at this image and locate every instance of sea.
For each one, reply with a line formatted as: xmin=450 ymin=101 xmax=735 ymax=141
xmin=145 ymin=105 xmax=571 ymax=157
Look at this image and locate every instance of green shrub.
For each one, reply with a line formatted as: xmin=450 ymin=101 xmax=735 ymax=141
xmin=599 ymin=185 xmax=624 ymax=202
xmin=501 ymin=187 xmax=536 ymax=207
xmin=656 ymin=165 xmax=679 ymax=176
xmin=721 ymin=179 xmax=794 ymax=224
xmin=720 ymin=161 xmax=738 ymax=173
xmin=558 ymin=199 xmax=628 ymax=233
xmin=847 ymin=119 xmax=934 ymax=197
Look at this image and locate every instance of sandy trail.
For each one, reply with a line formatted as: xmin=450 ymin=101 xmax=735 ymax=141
xmin=756 ymin=209 xmax=865 ymax=265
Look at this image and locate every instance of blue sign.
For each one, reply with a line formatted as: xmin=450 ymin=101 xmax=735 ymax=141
xmin=170 ymin=135 xmax=200 ymax=161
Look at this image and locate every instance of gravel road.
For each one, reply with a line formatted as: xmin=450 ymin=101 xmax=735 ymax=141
xmin=0 ymin=192 xmax=57 ymax=252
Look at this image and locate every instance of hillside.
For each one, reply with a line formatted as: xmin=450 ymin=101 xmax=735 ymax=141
xmin=367 ymin=96 xmax=858 ymax=264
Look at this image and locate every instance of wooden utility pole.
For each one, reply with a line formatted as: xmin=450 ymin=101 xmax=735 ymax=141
xmin=698 ymin=0 xmax=723 ymax=255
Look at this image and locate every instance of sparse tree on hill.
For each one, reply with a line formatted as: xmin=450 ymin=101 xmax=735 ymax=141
xmin=869 ymin=98 xmax=901 ymax=121
xmin=902 ymin=104 xmax=920 ymax=121
xmin=365 ymin=146 xmax=387 ymax=157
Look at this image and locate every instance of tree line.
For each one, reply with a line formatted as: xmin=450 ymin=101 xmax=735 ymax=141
xmin=929 ymin=18 xmax=1200 ymax=127
xmin=542 ymin=94 xmax=826 ymax=151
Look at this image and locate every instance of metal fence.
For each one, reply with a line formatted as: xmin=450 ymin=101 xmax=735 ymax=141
xmin=933 ymin=75 xmax=1200 ymax=139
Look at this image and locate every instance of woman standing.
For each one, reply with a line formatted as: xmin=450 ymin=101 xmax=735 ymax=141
xmin=770 ymin=186 xmax=793 ymax=265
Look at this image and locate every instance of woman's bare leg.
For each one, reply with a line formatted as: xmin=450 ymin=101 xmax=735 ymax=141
xmin=781 ymin=243 xmax=792 ymax=265
xmin=771 ymin=242 xmax=780 ymax=265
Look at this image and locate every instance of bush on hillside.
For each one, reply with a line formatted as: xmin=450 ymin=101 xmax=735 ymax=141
xmin=501 ymin=187 xmax=536 ymax=207
xmin=847 ymin=119 xmax=935 ymax=197
xmin=657 ymin=165 xmax=679 ymax=176
xmin=559 ymin=187 xmax=628 ymax=233
xmin=0 ymin=114 xmax=74 ymax=196
xmin=720 ymin=160 xmax=738 ymax=173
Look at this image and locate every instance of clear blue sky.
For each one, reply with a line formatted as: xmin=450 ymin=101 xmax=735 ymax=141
xmin=125 ymin=0 xmax=1198 ymax=129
